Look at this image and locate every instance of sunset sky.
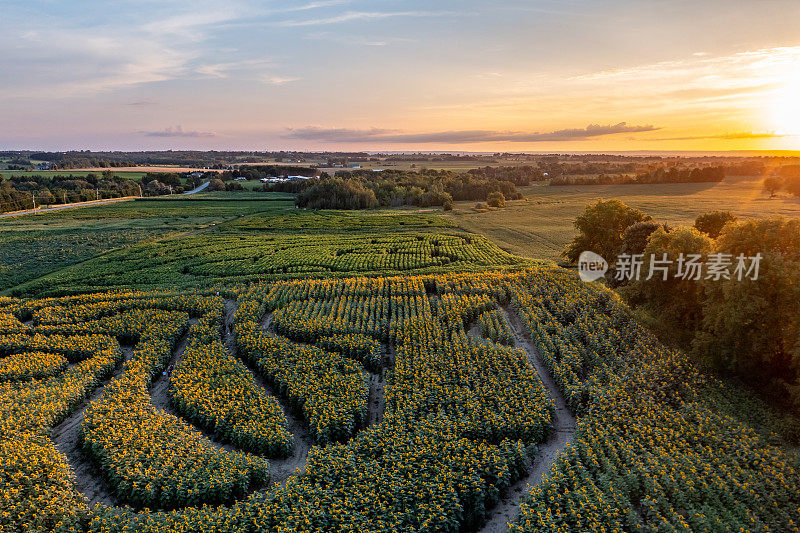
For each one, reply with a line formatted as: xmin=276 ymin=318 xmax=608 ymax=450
xmin=2 ymin=0 xmax=800 ymax=152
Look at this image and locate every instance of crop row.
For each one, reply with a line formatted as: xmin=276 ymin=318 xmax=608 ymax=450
xmin=169 ymin=315 xmax=293 ymax=457
xmin=81 ymin=309 xmax=269 ymax=508
xmin=0 ymin=351 xmax=68 ymax=381
xmin=316 ymin=334 xmax=382 ymax=372
xmin=237 ymin=320 xmax=368 ymax=445
xmin=477 ymin=309 xmax=514 ymax=345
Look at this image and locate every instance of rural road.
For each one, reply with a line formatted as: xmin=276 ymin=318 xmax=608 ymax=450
xmin=184 ymin=181 xmax=209 ymax=194
xmin=476 ymin=306 xmax=577 ymax=533
xmin=0 ymin=196 xmax=137 ymax=218
xmin=1 ymin=179 xmax=209 ymax=219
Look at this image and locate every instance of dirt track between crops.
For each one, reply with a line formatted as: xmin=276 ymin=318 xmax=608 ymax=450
xmin=148 ymin=318 xmax=238 ymax=454
xmin=50 ymin=344 xmax=135 ymax=507
xmin=217 ymin=302 xmax=310 ymax=483
xmin=474 ymin=306 xmax=577 ymax=533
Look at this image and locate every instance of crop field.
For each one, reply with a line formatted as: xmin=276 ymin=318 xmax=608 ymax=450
xmin=15 ymin=232 xmax=527 ymax=296
xmin=1 ymin=189 xmax=799 ymax=533
xmin=449 ymin=176 xmax=800 ymax=262
xmin=0 ymin=198 xmax=295 ymax=293
xmin=2 ymin=267 xmax=798 ymax=532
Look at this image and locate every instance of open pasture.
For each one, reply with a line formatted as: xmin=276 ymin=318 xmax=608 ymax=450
xmin=449 ymin=176 xmax=800 ymax=262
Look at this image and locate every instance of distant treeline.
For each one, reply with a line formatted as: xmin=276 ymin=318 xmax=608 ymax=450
xmin=0 ymin=172 xmax=141 ymax=213
xmin=550 ymin=165 xmax=727 ymax=185
xmin=264 ymin=168 xmax=530 ymax=209
xmin=2 ymin=150 xmax=368 ymax=170
xmin=224 ymin=165 xmax=319 ymax=180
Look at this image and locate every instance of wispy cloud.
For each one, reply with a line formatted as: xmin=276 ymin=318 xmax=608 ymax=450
xmin=304 ymin=32 xmax=411 ymax=47
xmin=262 ymin=75 xmax=301 ymax=85
xmin=285 ymin=123 xmax=659 ymax=143
xmin=142 ymin=125 xmax=215 ymax=138
xmin=288 ymin=0 xmax=354 ymax=11
xmin=274 ymin=10 xmax=456 ymax=27
xmin=194 ymin=58 xmax=275 ymax=79
xmin=652 ymin=131 xmax=790 ymax=141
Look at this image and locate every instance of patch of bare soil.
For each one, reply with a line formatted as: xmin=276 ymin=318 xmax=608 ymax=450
xmin=365 ymin=372 xmax=386 ymax=427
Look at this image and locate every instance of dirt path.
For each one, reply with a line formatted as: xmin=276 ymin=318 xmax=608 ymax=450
xmin=474 ymin=306 xmax=577 ymax=533
xmin=149 ymin=318 xmax=198 ymax=413
xmin=233 ymin=302 xmax=313 ymax=483
xmin=0 ymin=196 xmax=137 ymax=219
xmin=50 ymin=344 xmax=135 ymax=507
xmin=366 ymin=372 xmax=386 ymax=427
xmin=146 ymin=319 xmax=240 ymax=454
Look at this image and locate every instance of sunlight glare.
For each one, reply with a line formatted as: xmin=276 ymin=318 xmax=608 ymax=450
xmin=769 ymin=65 xmax=800 ymax=135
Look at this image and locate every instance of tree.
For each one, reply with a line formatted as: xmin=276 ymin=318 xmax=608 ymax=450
xmin=486 ymin=191 xmax=505 ymax=208
xmin=36 ymin=189 xmax=56 ymax=205
xmin=694 ymin=210 xmax=737 ymax=239
xmin=784 ymin=175 xmax=800 ymax=198
xmin=442 ymin=197 xmax=454 ymax=211
xmin=563 ymin=199 xmax=651 ymax=264
xmin=620 ymin=226 xmax=712 ymax=346
xmin=763 ymin=176 xmax=783 ymax=198
xmin=208 ymin=179 xmax=226 ymax=191
xmin=693 ymin=217 xmax=800 ymax=405
xmin=620 ymin=221 xmax=663 ymax=256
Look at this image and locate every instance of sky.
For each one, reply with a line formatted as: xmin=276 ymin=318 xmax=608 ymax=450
xmin=2 ymin=0 xmax=800 ymax=152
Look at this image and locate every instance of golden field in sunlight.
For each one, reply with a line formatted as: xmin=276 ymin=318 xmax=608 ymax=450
xmin=447 ymin=175 xmax=800 ymax=262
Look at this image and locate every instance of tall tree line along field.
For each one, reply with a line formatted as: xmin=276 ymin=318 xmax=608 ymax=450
xmin=0 ymin=198 xmax=798 ymax=532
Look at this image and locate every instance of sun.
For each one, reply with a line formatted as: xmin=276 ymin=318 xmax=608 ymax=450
xmin=768 ymin=66 xmax=800 ymax=135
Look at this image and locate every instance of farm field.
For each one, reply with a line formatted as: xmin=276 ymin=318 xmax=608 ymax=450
xmin=1 ymin=186 xmax=799 ymax=532
xmin=2 ymin=266 xmax=798 ymax=532
xmin=448 ymin=176 xmax=800 ymax=262
xmin=13 ymin=227 xmax=527 ymax=296
xmin=0 ymin=197 xmax=294 ymax=293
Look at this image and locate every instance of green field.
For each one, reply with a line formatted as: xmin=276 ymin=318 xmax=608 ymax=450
xmin=11 ymin=208 xmax=525 ymax=296
xmin=0 ymin=196 xmax=295 ymax=293
xmin=447 ymin=176 xmax=800 ymax=262
xmin=0 ymin=169 xmax=150 ymax=179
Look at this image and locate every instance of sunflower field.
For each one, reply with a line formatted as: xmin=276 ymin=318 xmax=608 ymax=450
xmin=0 ymin=267 xmax=799 ymax=532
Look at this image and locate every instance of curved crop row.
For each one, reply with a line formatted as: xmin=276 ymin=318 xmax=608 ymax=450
xmin=170 ymin=316 xmax=293 ymax=457
xmin=316 ymin=334 xmax=382 ymax=371
xmin=237 ymin=322 xmax=368 ymax=445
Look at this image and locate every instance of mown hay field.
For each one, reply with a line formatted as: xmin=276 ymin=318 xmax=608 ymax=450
xmin=448 ymin=176 xmax=800 ymax=262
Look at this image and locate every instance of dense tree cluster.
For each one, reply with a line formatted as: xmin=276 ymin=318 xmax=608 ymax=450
xmin=551 ymin=165 xmax=727 ymax=185
xmin=763 ymin=169 xmax=800 ymax=198
xmin=466 ymin=165 xmax=546 ymax=184
xmin=694 ymin=210 xmax=737 ymax=238
xmin=0 ymin=172 xmax=141 ymax=213
xmin=281 ymin=169 xmax=523 ymax=210
xmin=296 ymin=178 xmax=378 ymax=209
xmin=565 ymin=199 xmax=800 ymax=411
